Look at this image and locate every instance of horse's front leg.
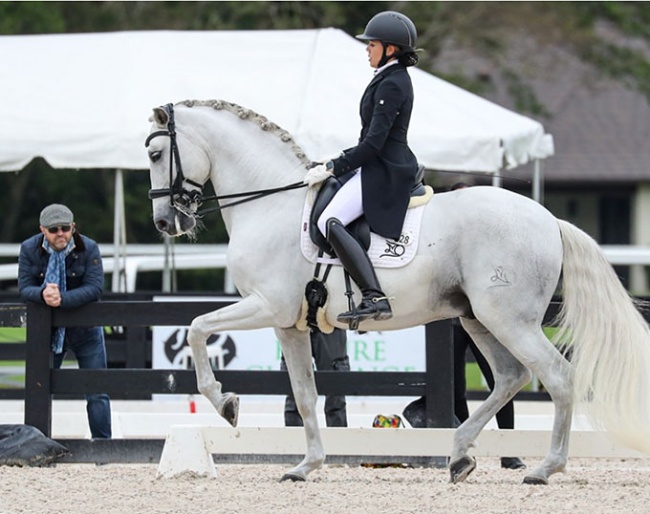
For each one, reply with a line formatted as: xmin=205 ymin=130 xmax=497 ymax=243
xmin=275 ymin=327 xmax=324 ymax=482
xmin=187 ymin=294 xmax=278 ymax=427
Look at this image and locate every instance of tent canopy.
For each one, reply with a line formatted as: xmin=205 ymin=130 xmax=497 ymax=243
xmin=0 ymin=28 xmax=553 ymax=173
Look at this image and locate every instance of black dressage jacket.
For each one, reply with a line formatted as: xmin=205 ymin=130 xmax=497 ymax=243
xmin=331 ymin=62 xmax=419 ymax=240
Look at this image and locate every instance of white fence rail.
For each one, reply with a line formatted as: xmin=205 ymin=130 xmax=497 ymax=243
xmin=157 ymin=426 xmax=648 ymax=478
xmin=2 ymin=244 xmax=650 ymax=293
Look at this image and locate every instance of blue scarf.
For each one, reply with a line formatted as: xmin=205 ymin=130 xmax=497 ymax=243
xmin=42 ymin=238 xmax=75 ymax=354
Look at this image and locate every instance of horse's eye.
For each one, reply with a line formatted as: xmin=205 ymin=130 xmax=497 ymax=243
xmin=149 ymin=151 xmax=162 ymax=163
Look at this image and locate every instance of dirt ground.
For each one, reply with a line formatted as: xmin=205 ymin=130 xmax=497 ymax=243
xmin=1 ymin=458 xmax=649 ymax=514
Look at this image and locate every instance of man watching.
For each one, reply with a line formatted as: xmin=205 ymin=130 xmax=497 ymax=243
xmin=18 ymin=203 xmax=112 ymax=439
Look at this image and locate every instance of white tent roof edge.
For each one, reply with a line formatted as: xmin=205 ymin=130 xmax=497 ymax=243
xmin=0 ymin=28 xmax=553 ymax=174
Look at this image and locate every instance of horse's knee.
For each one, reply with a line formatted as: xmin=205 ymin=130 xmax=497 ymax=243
xmin=188 ymin=318 xmax=207 ymax=345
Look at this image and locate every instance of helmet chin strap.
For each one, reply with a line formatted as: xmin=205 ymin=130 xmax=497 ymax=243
xmin=377 ymin=42 xmax=399 ymax=67
xmin=378 ymin=43 xmax=390 ymax=67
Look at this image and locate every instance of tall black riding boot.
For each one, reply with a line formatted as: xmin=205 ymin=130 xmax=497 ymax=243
xmin=326 ymin=218 xmax=392 ymax=323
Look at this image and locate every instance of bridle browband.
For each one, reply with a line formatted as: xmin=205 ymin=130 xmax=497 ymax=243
xmin=145 ymin=103 xmax=307 ymax=217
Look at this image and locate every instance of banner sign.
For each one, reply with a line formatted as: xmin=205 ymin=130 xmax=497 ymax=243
xmin=152 ymin=296 xmax=425 ymax=373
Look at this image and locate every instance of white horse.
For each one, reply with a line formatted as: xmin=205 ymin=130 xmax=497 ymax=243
xmin=146 ymin=99 xmax=650 ymax=484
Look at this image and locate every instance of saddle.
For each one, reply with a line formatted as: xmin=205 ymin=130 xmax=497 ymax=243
xmin=300 ymin=166 xmax=429 ymax=333
xmin=309 ymin=164 xmax=428 ymax=256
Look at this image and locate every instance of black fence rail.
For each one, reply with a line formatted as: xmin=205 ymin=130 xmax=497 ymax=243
xmin=17 ymin=300 xmax=462 ymax=438
xmin=0 ymin=296 xmax=573 ymax=438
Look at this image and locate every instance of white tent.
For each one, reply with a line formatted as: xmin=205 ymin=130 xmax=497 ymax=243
xmin=0 ymin=28 xmax=553 ymax=291
xmin=0 ymin=28 xmax=552 ymax=173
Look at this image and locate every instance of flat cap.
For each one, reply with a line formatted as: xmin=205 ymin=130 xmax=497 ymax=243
xmin=40 ymin=204 xmax=74 ymax=229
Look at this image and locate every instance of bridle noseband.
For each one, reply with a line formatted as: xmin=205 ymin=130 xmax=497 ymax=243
xmin=145 ymin=103 xmax=204 ymax=212
xmin=145 ymin=102 xmax=308 ymax=218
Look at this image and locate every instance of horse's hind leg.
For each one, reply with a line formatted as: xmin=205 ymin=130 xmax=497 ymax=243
xmin=513 ymin=340 xmax=573 ymax=485
xmin=477 ymin=318 xmax=574 ymax=485
xmin=275 ymin=327 xmax=325 ymax=482
xmin=187 ymin=294 xmax=280 ymax=427
xmin=449 ymin=318 xmax=532 ymax=483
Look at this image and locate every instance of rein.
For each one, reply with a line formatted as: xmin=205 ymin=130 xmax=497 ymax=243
xmin=145 ymin=103 xmax=307 ymax=217
xmin=197 ymin=181 xmax=306 ymax=216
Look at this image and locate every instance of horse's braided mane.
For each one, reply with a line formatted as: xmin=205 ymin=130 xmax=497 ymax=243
xmin=177 ymin=99 xmax=311 ymax=166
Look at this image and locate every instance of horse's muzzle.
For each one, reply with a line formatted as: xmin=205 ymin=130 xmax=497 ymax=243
xmin=154 ymin=210 xmax=196 ymax=236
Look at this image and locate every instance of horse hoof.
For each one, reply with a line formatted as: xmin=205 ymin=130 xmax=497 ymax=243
xmin=221 ymin=394 xmax=239 ymax=427
xmin=449 ymin=456 xmax=476 ymax=483
xmin=280 ymin=473 xmax=306 ymax=482
xmin=523 ymin=474 xmax=549 ymax=485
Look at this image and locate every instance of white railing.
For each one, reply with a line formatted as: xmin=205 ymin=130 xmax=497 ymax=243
xmin=1 ymin=244 xmax=649 ymax=293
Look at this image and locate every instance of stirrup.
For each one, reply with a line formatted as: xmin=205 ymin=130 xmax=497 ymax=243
xmin=337 ymin=295 xmax=393 ymax=324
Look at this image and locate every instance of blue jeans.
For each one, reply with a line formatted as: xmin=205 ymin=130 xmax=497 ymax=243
xmin=53 ymin=327 xmax=112 ymax=439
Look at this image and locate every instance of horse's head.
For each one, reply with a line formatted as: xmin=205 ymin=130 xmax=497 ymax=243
xmin=146 ymin=104 xmax=210 ymax=237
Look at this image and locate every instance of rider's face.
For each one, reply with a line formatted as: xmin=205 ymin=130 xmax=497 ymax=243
xmin=366 ymin=41 xmax=397 ymax=68
xmin=366 ymin=40 xmax=383 ymax=68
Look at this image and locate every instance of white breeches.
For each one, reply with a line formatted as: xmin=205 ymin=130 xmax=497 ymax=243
xmin=317 ymin=170 xmax=363 ymax=237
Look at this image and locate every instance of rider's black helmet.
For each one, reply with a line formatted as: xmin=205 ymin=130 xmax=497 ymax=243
xmin=356 ymin=11 xmax=417 ymax=52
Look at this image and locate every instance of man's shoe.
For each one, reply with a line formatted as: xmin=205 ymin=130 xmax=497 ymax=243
xmin=501 ymin=457 xmax=526 ymax=470
xmin=337 ymin=293 xmax=392 ymax=323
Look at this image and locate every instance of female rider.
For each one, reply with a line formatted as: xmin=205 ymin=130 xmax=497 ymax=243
xmin=304 ymin=11 xmax=420 ymax=324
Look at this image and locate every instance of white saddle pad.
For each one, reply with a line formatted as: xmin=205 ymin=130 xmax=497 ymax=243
xmin=300 ymin=186 xmax=432 ymax=269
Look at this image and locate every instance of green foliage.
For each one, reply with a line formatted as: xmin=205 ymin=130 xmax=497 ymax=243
xmin=581 ymin=41 xmax=650 ymax=98
xmin=502 ymin=69 xmax=552 ymax=118
xmin=585 ymin=1 xmax=650 ymax=39
xmin=0 ymin=159 xmax=115 ymax=243
xmin=0 ymin=2 xmax=66 ymax=34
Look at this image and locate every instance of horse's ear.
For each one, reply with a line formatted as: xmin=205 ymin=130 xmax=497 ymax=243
xmin=151 ymin=107 xmax=169 ymax=128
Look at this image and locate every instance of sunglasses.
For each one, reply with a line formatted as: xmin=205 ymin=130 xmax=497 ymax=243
xmin=46 ymin=225 xmax=72 ymax=234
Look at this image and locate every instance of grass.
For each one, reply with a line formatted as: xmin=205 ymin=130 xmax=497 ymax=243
xmin=0 ymin=327 xmax=25 ymax=343
xmin=0 ymin=327 xmax=25 ymax=388
xmin=465 ymin=363 xmax=485 ymax=390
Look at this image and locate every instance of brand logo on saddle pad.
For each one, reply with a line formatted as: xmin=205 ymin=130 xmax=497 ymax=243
xmin=300 ymin=198 xmax=426 ymax=269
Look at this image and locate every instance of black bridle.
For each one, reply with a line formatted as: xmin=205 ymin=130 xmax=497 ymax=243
xmin=145 ymin=103 xmax=307 ymax=217
xmin=146 ymin=103 xmax=203 ymax=210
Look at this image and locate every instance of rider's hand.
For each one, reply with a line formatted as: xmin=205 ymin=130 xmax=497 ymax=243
xmin=303 ymin=161 xmax=334 ymax=187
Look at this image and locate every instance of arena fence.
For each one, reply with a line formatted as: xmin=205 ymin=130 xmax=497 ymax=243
xmin=18 ymin=300 xmax=470 ymax=438
xmin=0 ymin=296 xmax=571 ymax=465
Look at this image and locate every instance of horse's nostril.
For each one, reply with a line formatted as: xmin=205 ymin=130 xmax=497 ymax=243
xmin=155 ymin=219 xmax=169 ymax=232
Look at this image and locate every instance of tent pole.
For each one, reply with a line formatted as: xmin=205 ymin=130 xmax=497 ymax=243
xmin=112 ymin=169 xmax=127 ymax=293
xmin=162 ymin=234 xmax=177 ymax=293
xmin=532 ymin=159 xmax=544 ymax=204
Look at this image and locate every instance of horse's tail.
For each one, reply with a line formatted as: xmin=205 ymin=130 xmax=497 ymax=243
xmin=556 ymin=219 xmax=650 ymax=453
